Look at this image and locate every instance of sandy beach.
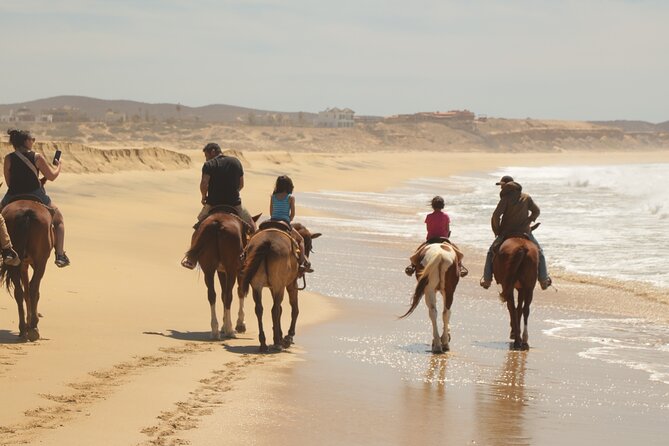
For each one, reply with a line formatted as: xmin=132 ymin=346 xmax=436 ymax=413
xmin=1 ymin=147 xmax=669 ymax=445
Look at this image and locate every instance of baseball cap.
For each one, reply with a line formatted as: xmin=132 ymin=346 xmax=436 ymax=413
xmin=495 ymin=175 xmax=514 ymax=185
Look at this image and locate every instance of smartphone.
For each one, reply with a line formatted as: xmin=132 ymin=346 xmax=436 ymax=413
xmin=53 ymin=150 xmax=62 ymax=165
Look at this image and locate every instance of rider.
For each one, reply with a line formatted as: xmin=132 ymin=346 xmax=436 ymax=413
xmin=2 ymin=129 xmax=70 ymax=267
xmin=182 ymin=142 xmax=254 ymax=269
xmin=405 ymin=195 xmax=468 ymax=278
xmin=268 ymin=175 xmax=312 ymax=275
xmin=480 ymin=175 xmax=551 ymax=290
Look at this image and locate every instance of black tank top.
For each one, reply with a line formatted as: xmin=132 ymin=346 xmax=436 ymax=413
xmin=7 ymin=151 xmax=41 ymax=194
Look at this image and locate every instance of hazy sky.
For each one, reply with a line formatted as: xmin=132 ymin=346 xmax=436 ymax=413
xmin=1 ymin=0 xmax=667 ymax=121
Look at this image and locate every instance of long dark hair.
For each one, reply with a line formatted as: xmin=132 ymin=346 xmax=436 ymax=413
xmin=7 ymin=129 xmax=33 ymax=149
xmin=273 ymin=175 xmax=294 ymax=194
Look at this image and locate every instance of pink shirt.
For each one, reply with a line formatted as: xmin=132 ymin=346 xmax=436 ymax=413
xmin=425 ymin=210 xmax=450 ymax=240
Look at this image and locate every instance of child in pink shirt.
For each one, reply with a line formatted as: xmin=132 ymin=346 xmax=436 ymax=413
xmin=405 ymin=196 xmax=467 ymax=277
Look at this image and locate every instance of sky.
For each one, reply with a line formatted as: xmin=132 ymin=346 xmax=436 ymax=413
xmin=0 ymin=0 xmax=668 ymax=121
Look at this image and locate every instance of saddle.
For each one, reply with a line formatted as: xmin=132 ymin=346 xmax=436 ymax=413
xmin=258 ymin=219 xmax=292 ymax=233
xmin=492 ymin=232 xmax=531 ymax=254
xmin=193 ymin=205 xmax=250 ymax=233
xmin=2 ymin=195 xmax=56 ymax=217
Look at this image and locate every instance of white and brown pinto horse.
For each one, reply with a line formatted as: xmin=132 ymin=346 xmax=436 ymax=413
xmin=493 ymin=236 xmax=539 ymax=350
xmin=239 ymin=223 xmax=320 ymax=352
xmin=401 ymin=243 xmax=461 ymax=353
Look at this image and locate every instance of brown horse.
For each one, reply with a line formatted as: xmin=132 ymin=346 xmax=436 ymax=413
xmin=239 ymin=223 xmax=321 ymax=352
xmin=400 ymin=243 xmax=460 ymax=353
xmin=493 ymin=236 xmax=539 ymax=350
xmin=185 ymin=211 xmax=259 ymax=340
xmin=0 ymin=200 xmax=54 ymax=341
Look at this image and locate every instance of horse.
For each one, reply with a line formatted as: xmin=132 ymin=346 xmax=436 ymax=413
xmin=239 ymin=223 xmax=321 ymax=352
xmin=400 ymin=242 xmax=461 ymax=353
xmin=184 ymin=211 xmax=259 ymax=340
xmin=0 ymin=199 xmax=54 ymax=341
xmin=492 ymin=236 xmax=539 ymax=350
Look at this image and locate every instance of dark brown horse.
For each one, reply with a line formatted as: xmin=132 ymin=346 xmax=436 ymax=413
xmin=185 ymin=211 xmax=259 ymax=340
xmin=239 ymin=223 xmax=321 ymax=352
xmin=493 ymin=236 xmax=539 ymax=350
xmin=400 ymin=243 xmax=461 ymax=353
xmin=0 ymin=200 xmax=54 ymax=341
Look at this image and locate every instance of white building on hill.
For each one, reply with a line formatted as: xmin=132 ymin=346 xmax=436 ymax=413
xmin=316 ymin=107 xmax=355 ymax=128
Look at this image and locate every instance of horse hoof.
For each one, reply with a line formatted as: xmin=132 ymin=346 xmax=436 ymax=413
xmin=27 ymin=329 xmax=40 ymax=342
xmin=442 ymin=343 xmax=450 ymax=352
xmin=259 ymin=345 xmax=269 ymax=353
xmin=235 ymin=324 xmax=246 ymax=334
xmin=283 ymin=335 xmax=294 ymax=346
xmin=511 ymin=342 xmax=523 ymax=350
xmin=220 ymin=331 xmax=236 ymax=340
xmin=521 ymin=342 xmax=530 ymax=350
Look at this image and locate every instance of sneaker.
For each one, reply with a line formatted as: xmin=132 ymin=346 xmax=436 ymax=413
xmin=459 ymin=264 xmax=469 ymax=278
xmin=539 ymin=277 xmax=552 ymax=290
xmin=480 ymin=277 xmax=491 ymax=289
xmin=2 ymin=247 xmax=20 ymax=266
xmin=405 ymin=265 xmax=416 ymax=276
xmin=55 ymin=252 xmax=70 ymax=268
xmin=181 ymin=257 xmax=196 ymax=270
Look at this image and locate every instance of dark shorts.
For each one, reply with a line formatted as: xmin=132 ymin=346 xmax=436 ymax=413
xmin=1 ymin=187 xmax=52 ymax=207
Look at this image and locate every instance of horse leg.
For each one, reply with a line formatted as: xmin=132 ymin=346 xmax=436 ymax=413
xmin=219 ymin=271 xmax=235 ymax=338
xmin=505 ymin=290 xmax=522 ymax=350
xmin=440 ymin=288 xmax=454 ymax=351
xmin=424 ymin=289 xmax=442 ymax=354
xmin=521 ymin=289 xmax=533 ymax=350
xmin=284 ymin=281 xmax=299 ymax=347
xmin=26 ymin=265 xmax=46 ymax=342
xmin=252 ymin=288 xmax=268 ymax=352
xmin=270 ymin=287 xmax=285 ymax=350
xmin=204 ymin=271 xmax=220 ymax=340
xmin=12 ymin=276 xmax=27 ymax=339
xmin=235 ymin=274 xmax=246 ymax=333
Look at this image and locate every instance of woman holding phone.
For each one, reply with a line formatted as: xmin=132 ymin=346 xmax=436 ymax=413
xmin=2 ymin=129 xmax=70 ymax=267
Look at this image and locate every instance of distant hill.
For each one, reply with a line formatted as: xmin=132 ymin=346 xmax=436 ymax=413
xmin=589 ymin=120 xmax=662 ymax=133
xmin=0 ymin=95 xmax=317 ymax=124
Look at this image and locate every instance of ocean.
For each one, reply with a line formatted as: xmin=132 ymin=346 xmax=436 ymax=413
xmin=295 ymin=162 xmax=669 ymax=392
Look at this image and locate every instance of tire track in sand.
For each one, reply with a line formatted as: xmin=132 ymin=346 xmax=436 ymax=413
xmin=0 ymin=343 xmax=214 ymax=446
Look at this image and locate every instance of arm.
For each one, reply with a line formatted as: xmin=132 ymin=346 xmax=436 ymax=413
xmin=35 ymin=154 xmax=61 ymax=181
xmin=3 ymin=155 xmax=11 ymax=187
xmin=269 ymin=195 xmax=274 ymax=216
xmin=527 ymin=196 xmax=540 ymax=223
xmin=491 ymin=198 xmax=505 ymax=236
xmin=238 ymin=175 xmax=244 ymax=191
xmin=200 ymin=173 xmax=210 ymax=204
xmin=289 ymin=195 xmax=296 ymax=221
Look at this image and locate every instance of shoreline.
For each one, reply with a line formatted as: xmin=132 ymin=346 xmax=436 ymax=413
xmin=1 ymin=148 xmax=668 ymax=445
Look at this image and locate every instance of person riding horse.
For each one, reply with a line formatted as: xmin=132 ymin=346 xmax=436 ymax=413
xmin=480 ymin=175 xmax=552 ymax=290
xmin=182 ymin=143 xmax=255 ymax=269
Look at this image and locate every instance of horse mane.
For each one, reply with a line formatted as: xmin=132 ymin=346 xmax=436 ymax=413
xmin=239 ymin=239 xmax=273 ymax=297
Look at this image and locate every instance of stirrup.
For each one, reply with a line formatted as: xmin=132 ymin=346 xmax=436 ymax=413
xmin=459 ymin=264 xmax=469 ymax=278
xmin=480 ymin=277 xmax=491 ymax=289
xmin=55 ymin=252 xmax=70 ymax=268
xmin=540 ymin=277 xmax=552 ymax=290
xmin=405 ymin=265 xmax=416 ymax=276
xmin=181 ymin=257 xmax=196 ymax=270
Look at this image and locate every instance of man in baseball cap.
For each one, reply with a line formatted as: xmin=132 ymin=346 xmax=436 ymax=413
xmin=480 ymin=176 xmax=552 ymax=290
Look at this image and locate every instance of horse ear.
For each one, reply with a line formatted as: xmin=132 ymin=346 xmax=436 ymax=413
xmin=310 ymin=232 xmax=322 ymax=239
xmin=252 ymin=213 xmax=262 ymax=222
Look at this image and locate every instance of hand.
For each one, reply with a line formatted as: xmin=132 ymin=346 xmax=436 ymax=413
xmin=40 ymin=177 xmax=47 ymax=186
xmin=201 ymin=197 xmax=207 ymax=205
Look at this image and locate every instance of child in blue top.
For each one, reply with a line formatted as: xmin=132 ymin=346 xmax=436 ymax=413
xmin=269 ymin=175 xmax=312 ymax=274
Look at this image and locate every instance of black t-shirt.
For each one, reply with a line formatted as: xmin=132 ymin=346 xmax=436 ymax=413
xmin=7 ymin=151 xmax=41 ymax=194
xmin=202 ymin=155 xmax=243 ymax=206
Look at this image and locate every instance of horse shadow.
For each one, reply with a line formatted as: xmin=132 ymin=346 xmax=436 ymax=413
xmin=0 ymin=329 xmax=20 ymax=344
xmin=143 ymin=329 xmax=253 ymax=343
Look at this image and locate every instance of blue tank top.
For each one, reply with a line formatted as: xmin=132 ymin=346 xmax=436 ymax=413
xmin=271 ymin=193 xmax=291 ymax=223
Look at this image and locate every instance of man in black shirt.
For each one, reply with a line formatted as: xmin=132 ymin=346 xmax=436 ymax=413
xmin=181 ymin=143 xmax=254 ymax=269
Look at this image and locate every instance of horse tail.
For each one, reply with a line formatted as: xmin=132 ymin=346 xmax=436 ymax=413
xmin=498 ymin=246 xmax=528 ymax=303
xmin=400 ymin=250 xmax=442 ymax=319
xmin=0 ymin=209 xmax=34 ymax=292
xmin=185 ymin=220 xmax=221 ymax=260
xmin=239 ymin=240 xmax=272 ymax=297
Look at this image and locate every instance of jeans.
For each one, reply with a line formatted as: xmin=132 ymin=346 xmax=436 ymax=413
xmin=483 ymin=234 xmax=548 ymax=281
